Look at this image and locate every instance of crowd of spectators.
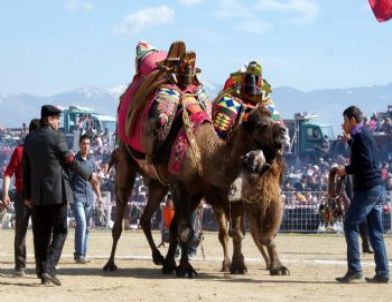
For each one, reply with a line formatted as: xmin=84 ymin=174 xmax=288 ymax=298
xmin=1 ymin=113 xmax=392 ymax=231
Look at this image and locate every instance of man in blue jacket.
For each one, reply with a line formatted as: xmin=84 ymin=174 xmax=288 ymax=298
xmin=336 ymin=106 xmax=389 ymax=283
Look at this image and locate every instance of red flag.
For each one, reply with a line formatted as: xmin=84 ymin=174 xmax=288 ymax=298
xmin=369 ymin=0 xmax=392 ymax=22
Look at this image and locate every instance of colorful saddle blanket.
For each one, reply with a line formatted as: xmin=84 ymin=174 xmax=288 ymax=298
xmin=117 ymin=49 xmax=167 ymax=152
xmin=212 ymin=92 xmax=281 ymax=139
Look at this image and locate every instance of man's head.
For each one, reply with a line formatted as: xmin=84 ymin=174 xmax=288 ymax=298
xmin=40 ymin=105 xmax=62 ymax=130
xmin=79 ymin=134 xmax=91 ymax=156
xmin=342 ymin=105 xmax=363 ymax=133
xmin=28 ymin=118 xmax=40 ymax=133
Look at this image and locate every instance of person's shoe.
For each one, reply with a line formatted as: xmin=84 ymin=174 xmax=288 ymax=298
xmin=188 ymin=252 xmax=197 ymax=260
xmin=365 ymin=275 xmax=389 ymax=283
xmin=74 ymin=257 xmax=91 ymax=264
xmin=336 ymin=271 xmax=363 ymax=283
xmin=362 ymin=245 xmax=373 ymax=254
xmin=14 ymin=268 xmax=26 ymax=277
xmin=42 ymin=272 xmax=62 ymax=286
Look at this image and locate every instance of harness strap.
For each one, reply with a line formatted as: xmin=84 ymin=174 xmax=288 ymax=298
xmin=180 ymin=95 xmax=204 ymax=177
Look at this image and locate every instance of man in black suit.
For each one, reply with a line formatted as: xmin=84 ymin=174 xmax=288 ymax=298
xmin=23 ymin=105 xmax=99 ymax=286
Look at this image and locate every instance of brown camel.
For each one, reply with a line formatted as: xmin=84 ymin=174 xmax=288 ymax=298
xmin=228 ymin=149 xmax=289 ymax=275
xmin=103 ymin=105 xmax=286 ymax=277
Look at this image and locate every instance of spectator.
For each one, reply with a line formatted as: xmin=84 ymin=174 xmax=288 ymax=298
xmin=71 ymin=134 xmax=103 ymax=264
xmin=2 ymin=118 xmax=40 ymax=276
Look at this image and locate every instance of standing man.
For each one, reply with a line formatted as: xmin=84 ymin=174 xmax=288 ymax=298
xmin=23 ymin=105 xmax=98 ymax=286
xmin=72 ymin=134 xmax=103 ymax=264
xmin=2 ymin=118 xmax=40 ymax=276
xmin=336 ymin=105 xmax=389 ymax=283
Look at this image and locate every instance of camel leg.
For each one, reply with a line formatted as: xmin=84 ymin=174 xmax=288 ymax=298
xmin=162 ymin=215 xmax=179 ymax=275
xmin=230 ymin=202 xmax=247 ymax=274
xmin=250 ymin=229 xmax=271 ymax=270
xmin=249 ymin=202 xmax=289 ymax=276
xmin=177 ymin=194 xmax=202 ymax=278
xmin=211 ymin=204 xmax=231 ymax=272
xmin=140 ymin=180 xmax=168 ymax=265
xmin=167 ymin=181 xmax=199 ymax=277
xmin=103 ymin=148 xmax=136 ymax=272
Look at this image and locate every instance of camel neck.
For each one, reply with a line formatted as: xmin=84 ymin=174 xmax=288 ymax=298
xmin=196 ymin=124 xmax=250 ymax=189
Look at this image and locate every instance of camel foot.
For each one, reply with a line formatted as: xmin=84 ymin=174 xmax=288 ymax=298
xmin=220 ymin=261 xmax=231 ymax=273
xmin=152 ymin=251 xmax=165 ymax=265
xmin=270 ymin=265 xmax=290 ymax=276
xmin=162 ymin=260 xmax=177 ymax=275
xmin=176 ymin=262 xmax=197 ymax=278
xmin=103 ymin=261 xmax=118 ymax=272
xmin=230 ymin=262 xmax=247 ymax=274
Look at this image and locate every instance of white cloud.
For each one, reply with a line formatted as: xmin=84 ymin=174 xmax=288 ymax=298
xmin=216 ymin=0 xmax=254 ymax=19
xmin=113 ymin=5 xmax=175 ymax=35
xmin=64 ymin=0 xmax=94 ymax=12
xmin=178 ymin=0 xmax=203 ymax=6
xmin=255 ymin=0 xmax=319 ymax=23
xmin=235 ymin=20 xmax=272 ymax=34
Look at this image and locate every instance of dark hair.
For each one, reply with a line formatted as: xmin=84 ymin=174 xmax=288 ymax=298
xmin=79 ymin=134 xmax=91 ymax=143
xmin=343 ymin=106 xmax=363 ymax=123
xmin=29 ymin=118 xmax=40 ymax=132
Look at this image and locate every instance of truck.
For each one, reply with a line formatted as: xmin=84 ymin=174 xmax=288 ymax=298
xmin=60 ymin=106 xmax=116 ymax=150
xmin=283 ymin=112 xmax=336 ymax=159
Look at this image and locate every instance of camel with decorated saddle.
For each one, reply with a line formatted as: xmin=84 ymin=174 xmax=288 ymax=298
xmin=103 ymin=41 xmax=287 ymax=277
xmin=208 ymin=60 xmax=290 ymax=274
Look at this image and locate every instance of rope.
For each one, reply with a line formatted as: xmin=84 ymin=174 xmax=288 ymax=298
xmin=180 ymin=95 xmax=203 ymax=177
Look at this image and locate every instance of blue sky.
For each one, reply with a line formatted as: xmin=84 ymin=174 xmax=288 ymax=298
xmin=0 ymin=0 xmax=391 ymax=95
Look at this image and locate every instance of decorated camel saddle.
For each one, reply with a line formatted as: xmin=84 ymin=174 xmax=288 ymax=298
xmin=117 ymin=41 xmax=211 ymax=182
xmin=212 ymin=61 xmax=282 ymax=139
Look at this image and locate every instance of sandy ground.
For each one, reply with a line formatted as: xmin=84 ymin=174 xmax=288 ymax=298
xmin=0 ymin=228 xmax=391 ymax=302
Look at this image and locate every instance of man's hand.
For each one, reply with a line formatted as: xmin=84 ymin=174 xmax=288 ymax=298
xmin=89 ymin=172 xmax=100 ymax=188
xmin=24 ymin=198 xmax=32 ymax=209
xmin=1 ymin=194 xmax=11 ymax=210
xmin=337 ymin=165 xmax=347 ymax=177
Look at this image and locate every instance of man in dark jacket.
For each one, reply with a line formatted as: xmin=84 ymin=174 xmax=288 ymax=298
xmin=335 ymin=106 xmax=389 ymax=283
xmin=23 ymin=105 xmax=99 ymax=286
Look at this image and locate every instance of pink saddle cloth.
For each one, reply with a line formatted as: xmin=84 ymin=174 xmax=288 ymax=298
xmin=117 ymin=51 xmax=167 ymax=153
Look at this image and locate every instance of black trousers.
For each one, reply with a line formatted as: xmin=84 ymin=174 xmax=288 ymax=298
xmin=14 ymin=192 xmax=31 ymax=270
xmin=31 ymin=202 xmax=68 ymax=278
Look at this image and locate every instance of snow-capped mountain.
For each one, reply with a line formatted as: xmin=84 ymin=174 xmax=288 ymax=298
xmin=1 ymin=82 xmax=391 ymax=132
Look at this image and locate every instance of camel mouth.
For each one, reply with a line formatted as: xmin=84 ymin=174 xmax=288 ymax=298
xmin=240 ymin=149 xmax=272 ymax=175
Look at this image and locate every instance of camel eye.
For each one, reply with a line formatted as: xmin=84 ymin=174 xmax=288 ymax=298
xmin=256 ymin=122 xmax=269 ymax=130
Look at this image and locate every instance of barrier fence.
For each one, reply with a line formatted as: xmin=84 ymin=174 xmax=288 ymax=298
xmin=1 ymin=190 xmax=392 ymax=234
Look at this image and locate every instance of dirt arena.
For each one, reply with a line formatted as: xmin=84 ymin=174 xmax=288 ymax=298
xmin=0 ymin=229 xmax=391 ymax=302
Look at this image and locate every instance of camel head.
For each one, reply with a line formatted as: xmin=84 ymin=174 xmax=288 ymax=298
xmin=228 ymin=150 xmax=268 ymax=202
xmin=240 ymin=106 xmax=287 ymax=163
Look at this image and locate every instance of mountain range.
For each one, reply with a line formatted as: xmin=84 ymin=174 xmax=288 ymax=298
xmin=1 ymin=82 xmax=392 ymax=135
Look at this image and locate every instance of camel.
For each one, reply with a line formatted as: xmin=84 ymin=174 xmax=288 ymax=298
xmin=103 ymin=105 xmax=286 ymax=277
xmin=228 ymin=149 xmax=289 ymax=275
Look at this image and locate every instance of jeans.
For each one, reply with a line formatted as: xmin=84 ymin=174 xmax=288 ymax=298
xmin=14 ymin=192 xmax=31 ymax=270
xmin=344 ymin=184 xmax=389 ymax=278
xmin=72 ymin=200 xmax=93 ymax=259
